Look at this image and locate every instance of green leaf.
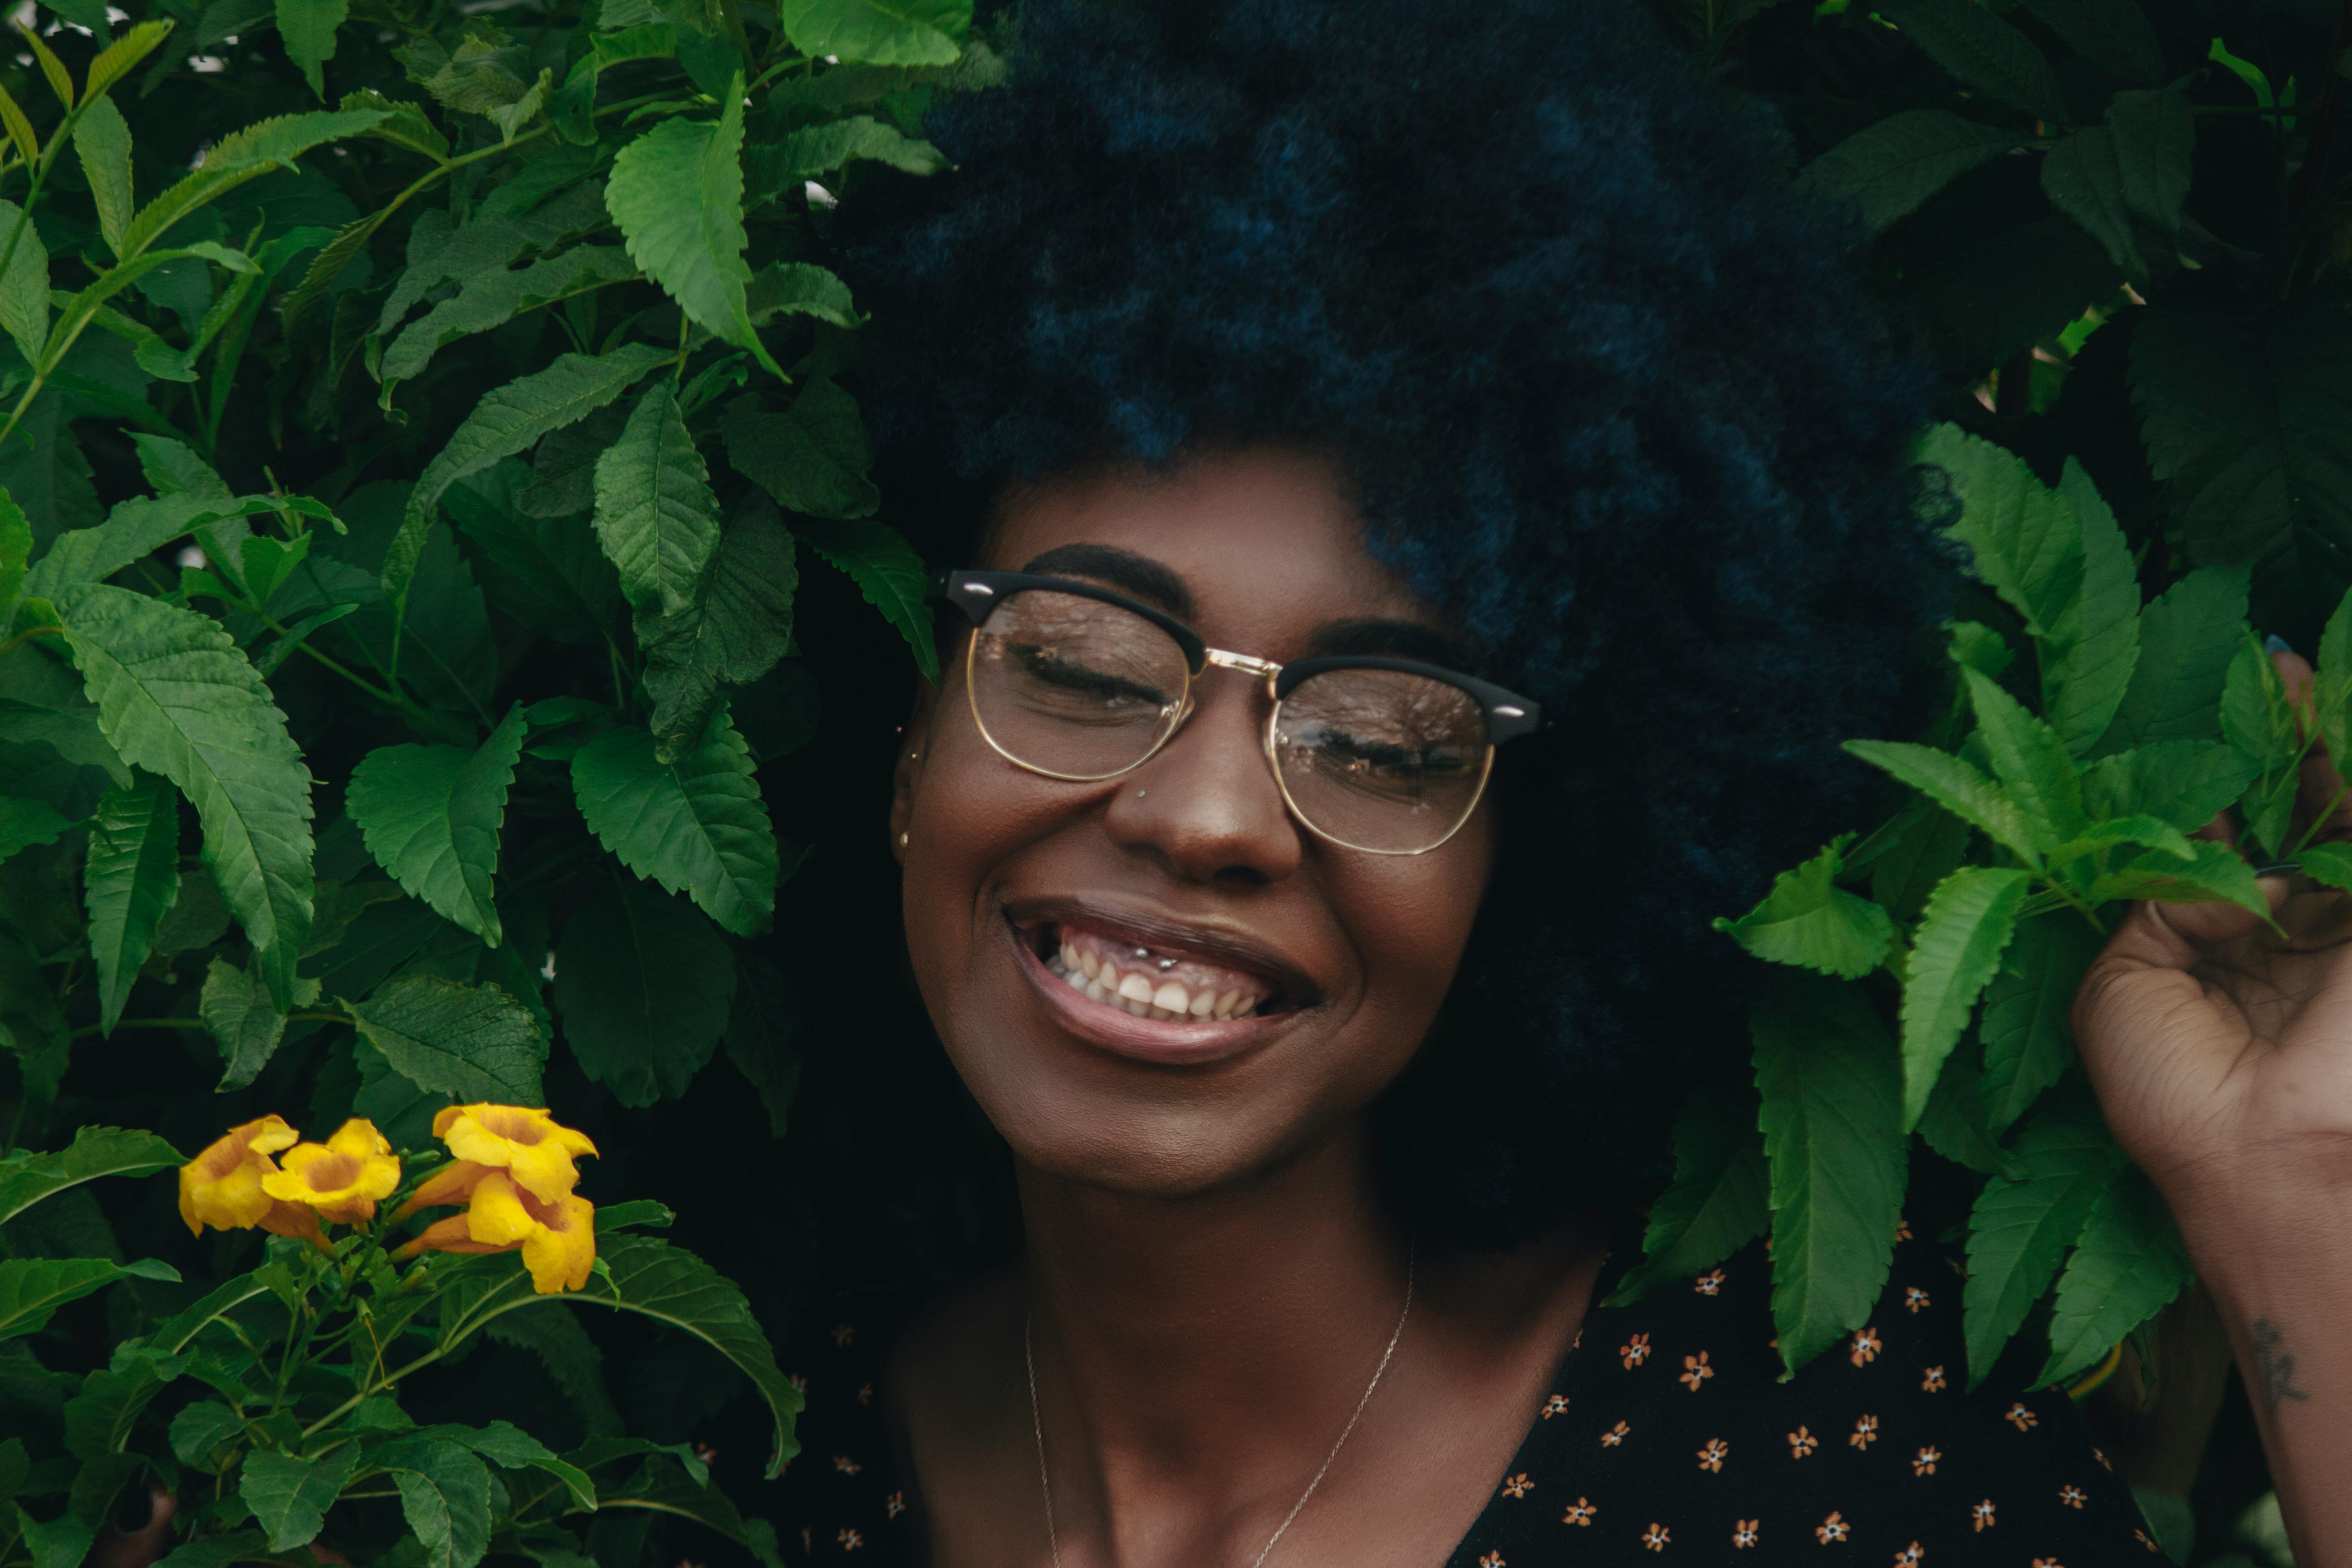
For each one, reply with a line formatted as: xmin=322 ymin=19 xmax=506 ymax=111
xmin=446 ymin=465 xmax=622 ymax=647
xmin=202 ymin=951 xmax=319 ymax=1088
xmin=448 ymin=1421 xmax=597 ymax=1512
xmin=750 ymin=115 xmax=945 ymax=195
xmin=2040 ymin=128 xmax=2142 ymax=282
xmin=0 ymin=796 xmax=71 ymax=863
xmin=346 ymin=975 xmax=548 ymax=1104
xmin=388 ymin=343 xmax=674 ymax=608
xmin=1962 ymin=1091 xmax=2122 ymax=1387
xmin=13 ymin=1508 xmax=93 ymax=1568
xmin=551 ymin=875 xmax=735 ymax=1105
xmin=447 ymin=1233 xmax=802 ymax=1477
xmin=1916 ymin=423 xmax=2083 ymax=641
xmin=1712 ymin=836 xmax=1894 ymax=978
xmin=605 ymin=83 xmax=777 ymax=375
xmin=2296 ymin=842 xmax=2352 ymax=892
xmin=2047 ymin=814 xmax=2195 ymax=867
xmin=0 ymin=489 xmax=25 ymax=612
xmin=83 ymin=20 xmax=176 ymax=101
xmin=2105 ymin=86 xmax=2194 ymax=241
xmin=55 ymin=584 xmax=314 ymax=1005
xmin=1962 ymin=669 xmax=2082 ymax=844
xmin=481 ymin=1308 xmax=622 ymax=1437
xmin=168 ymin=1401 xmax=246 ymax=1467
xmin=380 ymin=247 xmax=637 ymax=385
xmin=1796 ymin=110 xmax=2021 ymax=234
xmin=592 ymin=387 xmax=721 ymax=620
xmin=376 ymin=1439 xmax=491 ymax=1568
xmin=64 ymin=1348 xmax=181 ymax=1461
xmin=1754 ymin=975 xmax=1906 ymax=1377
xmin=486 ymin=66 xmax=551 ymax=146
xmin=721 ymin=381 xmax=881 ymax=522
xmin=2132 ymin=302 xmax=2352 ymax=622
xmin=795 ymin=516 xmax=936 ymax=678
xmin=1843 ymin=739 xmax=2040 ymax=863
xmin=2012 ymin=0 xmax=2160 ymax=83
xmin=72 ymin=97 xmax=133 ymax=260
xmin=1916 ymin=1039 xmax=2018 ymax=1177
xmin=572 ymin=710 xmax=778 ymax=936
xmin=23 ymin=495 xmax=222 ymax=602
xmin=1899 ymin=865 xmax=2030 ymax=1132
xmin=2045 ymin=458 xmax=2140 ymax=757
xmin=1866 ymin=799 xmax=1977 ymax=924
xmin=1602 ymin=1069 xmax=1768 ymax=1307
xmin=0 ymin=201 xmax=49 ymax=367
xmin=0 ymin=1126 xmax=182 ymax=1226
xmin=82 ymin=772 xmax=181 ymax=1035
xmin=744 ymin=260 xmax=860 ymax=330
xmin=1876 ymin=0 xmax=2063 ymax=120
xmin=345 ymin=705 xmax=527 ymax=946
xmin=725 ymin=951 xmax=798 ymax=1137
xmin=2085 ymin=838 xmax=2269 ymax=916
xmin=776 ymin=0 xmax=966 ymax=65
xmin=241 ymin=1446 xmax=359 ymax=1554
xmin=119 ymin=108 xmax=391 ymax=262
xmin=2037 ymin=1163 xmax=2190 ymax=1387
xmin=2080 ymin=739 xmax=2259 ymax=833
xmin=637 ymin=499 xmax=797 ymax=760
xmin=0 ymin=1256 xmax=178 ymax=1343
xmin=2093 ymin=566 xmax=2250 ymax=756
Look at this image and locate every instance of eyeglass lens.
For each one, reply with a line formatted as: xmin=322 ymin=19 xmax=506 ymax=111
xmin=966 ymin=590 xmax=1492 ymax=853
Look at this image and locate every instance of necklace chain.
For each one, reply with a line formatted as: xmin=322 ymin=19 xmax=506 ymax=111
xmin=1024 ymin=1248 xmax=1416 ymax=1568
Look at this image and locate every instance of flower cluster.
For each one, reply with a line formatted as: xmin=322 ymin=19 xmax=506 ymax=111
xmin=395 ymin=1105 xmax=600 ymax=1294
xmin=180 ymin=1116 xmax=400 ymax=1250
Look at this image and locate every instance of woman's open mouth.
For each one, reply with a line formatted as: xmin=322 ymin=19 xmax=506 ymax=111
xmin=1006 ymin=906 xmax=1308 ymax=1061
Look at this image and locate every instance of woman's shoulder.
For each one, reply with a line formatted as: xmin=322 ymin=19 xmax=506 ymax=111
xmin=1448 ymin=1218 xmax=2165 ymax=1565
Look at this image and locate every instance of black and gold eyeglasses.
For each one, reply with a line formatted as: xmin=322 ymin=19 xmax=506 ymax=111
xmin=940 ymin=569 xmax=1542 ymax=855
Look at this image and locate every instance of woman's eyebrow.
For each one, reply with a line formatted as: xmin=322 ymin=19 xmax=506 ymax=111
xmin=1308 ymin=617 xmax=1471 ymax=668
xmin=1017 ymin=542 xmax=1196 ymax=618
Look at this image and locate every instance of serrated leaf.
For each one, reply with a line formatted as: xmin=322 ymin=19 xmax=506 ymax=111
xmin=2094 ymin=565 xmax=2250 ymax=756
xmin=346 ymin=975 xmax=547 ymax=1104
xmin=486 ymin=66 xmax=550 ymax=145
xmin=167 ymin=1401 xmax=245 ymax=1468
xmin=64 ymin=1348 xmax=181 ymax=1462
xmin=482 ymin=1307 xmax=622 ymax=1437
xmin=121 ymin=108 xmax=391 ymax=261
xmin=638 ymin=498 xmax=796 ymax=759
xmin=748 ymin=114 xmax=945 ymax=201
xmin=381 ymin=247 xmax=636 ymax=384
xmin=2079 ymin=739 xmax=2259 ymax=833
xmin=0 ymin=1256 xmax=178 ymax=1343
xmin=0 ymin=201 xmax=49 ymax=367
xmin=2041 ymin=128 xmax=2141 ymax=281
xmin=1962 ymin=669 xmax=2083 ymax=843
xmin=551 ymin=876 xmax=735 ymax=1105
xmin=2296 ymin=842 xmax=2352 ymax=891
xmin=605 ymin=83 xmax=775 ymax=374
xmin=1916 ymin=1038 xmax=2018 ymax=1177
xmin=73 ymin=97 xmax=133 ymax=259
xmin=1963 ymin=1092 xmax=2122 ymax=1387
xmin=2036 ymin=1163 xmax=2190 ymax=1387
xmin=389 ymin=343 xmax=673 ymax=607
xmin=202 ymin=951 xmax=319 ymax=1088
xmin=241 ymin=1446 xmax=359 ymax=1553
xmin=448 ymin=1421 xmax=597 ymax=1512
xmin=1844 ymin=739 xmax=2041 ymax=862
xmin=2085 ymin=838 xmax=2269 ymax=914
xmin=83 ymin=19 xmax=174 ymax=101
xmin=0 ymin=1125 xmax=182 ymax=1227
xmin=0 ymin=83 xmax=34 ymax=172
xmin=2013 ymin=0 xmax=2159 ymax=83
xmin=776 ymin=0 xmax=965 ymax=65
xmin=1796 ymin=109 xmax=2019 ymax=234
xmin=1900 ymin=865 xmax=2030 ymax=1132
xmin=445 ymin=463 xmax=621 ymax=649
xmin=378 ymin=1439 xmax=494 ymax=1568
xmin=278 ymin=0 xmax=357 ymax=101
xmin=1754 ymin=975 xmax=1906 ymax=1376
xmin=2046 ymin=458 xmax=2140 ymax=756
xmin=1602 ymin=1069 xmax=1768 ymax=1307
xmin=1877 ymin=0 xmax=2062 ymax=118
xmin=2106 ymin=85 xmax=2193 ymax=240
xmin=1916 ymin=423 xmax=2084 ymax=641
xmin=592 ymin=386 xmax=720 ymax=619
xmin=0 ymin=796 xmax=70 ymax=863
xmin=572 ymin=710 xmax=777 ymax=935
xmin=443 ymin=1232 xmax=801 ymax=1476
xmin=721 ymin=381 xmax=880 ymax=522
xmin=795 ymin=516 xmax=935 ymax=678
xmin=743 ymin=260 xmax=858 ymax=329
xmin=83 ymin=773 xmax=180 ymax=1034
xmin=55 ymin=583 xmax=314 ymax=1006
xmin=1713 ymin=837 xmax=1895 ymax=978
xmin=0 ymin=488 xmax=24 ymax=612
xmin=346 ymin=706 xmax=526 ymax=946
xmin=2047 ymin=813 xmax=2195 ymax=867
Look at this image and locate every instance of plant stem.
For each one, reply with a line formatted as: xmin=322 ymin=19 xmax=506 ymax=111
xmin=0 ymin=625 xmax=62 ymax=660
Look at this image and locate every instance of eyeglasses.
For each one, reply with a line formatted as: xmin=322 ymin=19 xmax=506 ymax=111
xmin=940 ymin=569 xmax=1542 ymax=855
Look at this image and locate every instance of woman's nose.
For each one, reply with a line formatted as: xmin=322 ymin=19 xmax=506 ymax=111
xmin=1100 ymin=676 xmax=1302 ymax=885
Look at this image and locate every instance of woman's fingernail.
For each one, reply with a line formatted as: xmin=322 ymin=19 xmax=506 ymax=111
xmin=2264 ymin=634 xmax=2295 ymax=655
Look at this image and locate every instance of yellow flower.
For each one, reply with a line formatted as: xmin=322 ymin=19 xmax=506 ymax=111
xmin=395 ymin=1159 xmax=493 ymax=1220
xmin=261 ymin=1119 xmax=402 ymax=1224
xmin=179 ymin=1115 xmax=299 ymax=1235
xmin=431 ymin=1104 xmax=598 ymax=1204
xmin=401 ymin=1171 xmax=596 ymax=1294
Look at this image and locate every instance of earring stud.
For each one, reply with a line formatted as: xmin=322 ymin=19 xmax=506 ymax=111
xmin=899 ymin=831 xmax=909 ymax=847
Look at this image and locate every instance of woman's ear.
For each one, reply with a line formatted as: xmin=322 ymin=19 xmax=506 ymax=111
xmin=889 ymin=676 xmax=940 ymax=863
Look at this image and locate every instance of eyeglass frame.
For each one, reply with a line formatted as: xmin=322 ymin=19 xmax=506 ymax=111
xmin=937 ymin=568 xmax=1543 ymax=855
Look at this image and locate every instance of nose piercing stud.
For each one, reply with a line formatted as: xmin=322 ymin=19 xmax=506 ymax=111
xmin=899 ymin=832 xmax=909 ymax=847
xmin=1136 ymin=789 xmax=1147 ymax=799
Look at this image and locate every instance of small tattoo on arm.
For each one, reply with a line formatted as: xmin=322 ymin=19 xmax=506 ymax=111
xmin=2252 ymin=1318 xmax=2312 ymax=1414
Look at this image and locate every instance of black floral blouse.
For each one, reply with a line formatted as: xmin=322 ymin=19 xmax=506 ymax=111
xmin=775 ymin=1221 xmax=2159 ymax=1564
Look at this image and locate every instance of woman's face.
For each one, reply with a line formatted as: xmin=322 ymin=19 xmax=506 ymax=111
xmin=893 ymin=448 xmax=1497 ymax=1198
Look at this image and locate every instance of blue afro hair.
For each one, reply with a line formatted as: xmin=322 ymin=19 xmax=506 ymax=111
xmin=842 ymin=0 xmax=1950 ymax=1242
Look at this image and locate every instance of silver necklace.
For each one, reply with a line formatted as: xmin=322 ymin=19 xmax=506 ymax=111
xmin=1024 ymin=1248 xmax=1416 ymax=1568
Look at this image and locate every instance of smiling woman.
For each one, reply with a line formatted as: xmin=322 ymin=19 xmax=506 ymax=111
xmin=757 ymin=0 xmax=2352 ymax=1565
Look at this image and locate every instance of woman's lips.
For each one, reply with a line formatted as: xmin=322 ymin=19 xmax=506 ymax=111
xmin=1005 ymin=913 xmax=1299 ymax=1064
xmin=1044 ymin=921 xmax=1273 ymax=1020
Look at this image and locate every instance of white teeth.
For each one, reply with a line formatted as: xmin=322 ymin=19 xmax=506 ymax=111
xmin=1149 ymin=1006 xmax=1177 ymax=1020
xmin=1213 ymin=990 xmax=1239 ymax=1019
xmin=1064 ymin=967 xmax=1088 ymax=991
xmin=1099 ymin=963 xmax=1120 ymax=993
xmin=1080 ymin=950 xmax=1100 ymax=980
xmin=1152 ymin=981 xmax=1188 ymax=1013
xmin=1060 ymin=943 xmax=1080 ymax=972
xmin=1234 ymin=997 xmax=1258 ymax=1017
xmin=1117 ymin=973 xmax=1154 ymax=1004
xmin=1085 ymin=980 xmax=1107 ymax=1002
xmin=1125 ymin=1000 xmax=1151 ymax=1016
xmin=1189 ymin=991 xmax=1217 ymax=1017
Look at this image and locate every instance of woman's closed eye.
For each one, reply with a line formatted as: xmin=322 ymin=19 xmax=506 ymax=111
xmin=1008 ymin=642 xmax=1174 ymax=709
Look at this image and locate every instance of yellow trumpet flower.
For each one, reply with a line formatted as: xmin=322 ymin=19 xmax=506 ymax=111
xmin=178 ymin=1115 xmax=299 ymax=1235
xmin=261 ymin=1119 xmax=402 ymax=1225
xmin=399 ymin=1171 xmax=596 ymax=1294
xmin=430 ymin=1104 xmax=598 ymax=1205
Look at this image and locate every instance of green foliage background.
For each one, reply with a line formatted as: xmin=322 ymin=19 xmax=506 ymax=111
xmin=0 ymin=0 xmax=2343 ymax=1563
